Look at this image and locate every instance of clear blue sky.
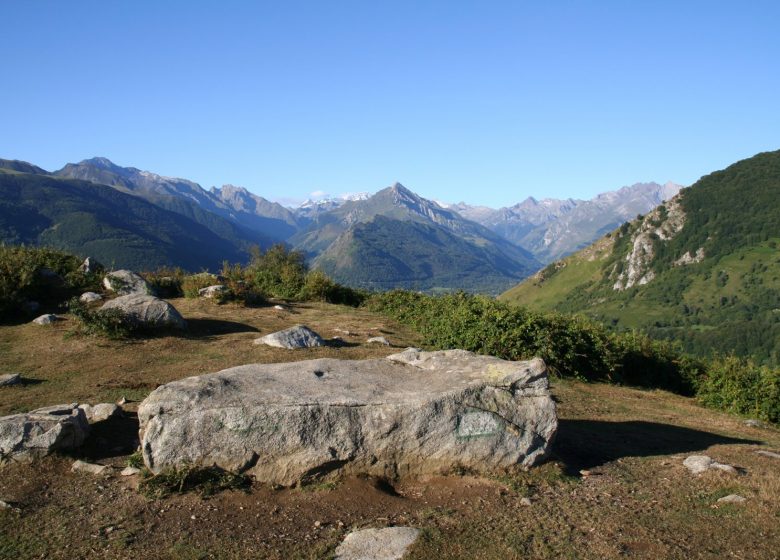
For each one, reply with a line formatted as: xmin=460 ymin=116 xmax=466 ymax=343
xmin=1 ymin=1 xmax=778 ymax=207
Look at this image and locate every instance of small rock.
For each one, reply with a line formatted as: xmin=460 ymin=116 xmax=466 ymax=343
xmin=683 ymin=455 xmax=736 ymax=475
xmin=32 ymin=314 xmax=59 ymax=326
xmin=335 ymin=527 xmax=420 ymax=560
xmin=72 ymin=460 xmax=109 ymax=475
xmin=121 ymin=466 xmax=141 ymax=476
xmin=367 ymin=336 xmax=390 ymax=346
xmin=79 ymin=257 xmax=101 ymax=274
xmin=314 ymin=520 xmax=322 ymax=528
xmin=198 ymin=285 xmax=227 ymax=298
xmin=744 ymin=419 xmax=764 ymax=428
xmin=0 ymin=499 xmax=12 ymax=510
xmin=78 ymin=403 xmax=122 ymax=423
xmin=334 ymin=328 xmax=352 ymax=335
xmin=717 ymin=494 xmax=747 ymax=504
xmin=755 ymin=450 xmax=780 ymax=460
xmin=273 ymin=305 xmax=285 ymax=310
xmin=79 ymin=292 xmax=103 ymax=304
xmin=519 ymin=497 xmax=532 ymax=506
xmin=253 ymin=325 xmax=325 ymax=349
xmin=0 ymin=373 xmax=22 ymax=387
xmin=117 ymin=397 xmax=128 ymax=406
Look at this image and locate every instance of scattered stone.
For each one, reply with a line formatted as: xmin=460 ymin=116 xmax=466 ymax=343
xmin=519 ymin=497 xmax=533 ymax=507
xmin=103 ymin=270 xmax=151 ymax=295
xmin=273 ymin=305 xmax=285 ymax=310
xmin=72 ymin=460 xmax=109 ymax=475
xmin=755 ymin=449 xmax=780 ymax=460
xmin=744 ymin=419 xmax=764 ymax=428
xmin=0 ymin=499 xmax=13 ymax=510
xmin=101 ymin=294 xmax=187 ymax=330
xmin=253 ymin=325 xmax=324 ymax=349
xmin=683 ymin=455 xmax=737 ymax=475
xmin=117 ymin=397 xmax=128 ymax=406
xmin=121 ymin=466 xmax=141 ymax=476
xmin=138 ymin=349 xmax=558 ymax=486
xmin=32 ymin=314 xmax=59 ymax=326
xmin=78 ymin=403 xmax=122 ymax=424
xmin=79 ymin=292 xmax=103 ymax=304
xmin=334 ymin=328 xmax=352 ymax=335
xmin=0 ymin=404 xmax=89 ymax=463
xmin=335 ymin=527 xmax=420 ymax=560
xmin=367 ymin=336 xmax=390 ymax=346
xmin=0 ymin=373 xmax=22 ymax=387
xmin=198 ymin=285 xmax=227 ymax=298
xmin=717 ymin=494 xmax=747 ymax=504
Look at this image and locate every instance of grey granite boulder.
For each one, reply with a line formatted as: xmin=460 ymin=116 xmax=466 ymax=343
xmin=101 ymin=294 xmax=186 ymax=330
xmin=32 ymin=314 xmax=59 ymax=325
xmin=103 ymin=270 xmax=151 ymax=295
xmin=138 ymin=349 xmax=558 ymax=486
xmin=78 ymin=403 xmax=123 ymax=423
xmin=683 ymin=455 xmax=737 ymax=475
xmin=335 ymin=527 xmax=420 ymax=560
xmin=198 ymin=285 xmax=227 ymax=298
xmin=253 ymin=325 xmax=324 ymax=349
xmin=79 ymin=292 xmax=103 ymax=304
xmin=367 ymin=336 xmax=391 ymax=346
xmin=0 ymin=404 xmax=89 ymax=463
xmin=0 ymin=373 xmax=21 ymax=387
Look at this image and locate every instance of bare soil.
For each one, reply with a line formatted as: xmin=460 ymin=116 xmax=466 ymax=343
xmin=1 ymin=299 xmax=779 ymax=559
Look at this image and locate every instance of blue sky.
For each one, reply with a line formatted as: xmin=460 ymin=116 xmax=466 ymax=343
xmin=1 ymin=1 xmax=778 ymax=207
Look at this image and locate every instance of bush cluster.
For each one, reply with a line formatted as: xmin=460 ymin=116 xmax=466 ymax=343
xmin=0 ymin=246 xmax=103 ymax=321
xmin=366 ymin=290 xmax=779 ymax=423
xmin=68 ymin=297 xmax=138 ymax=339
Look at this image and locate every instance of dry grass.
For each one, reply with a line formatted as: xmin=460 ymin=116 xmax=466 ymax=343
xmin=1 ymin=299 xmax=779 ymax=559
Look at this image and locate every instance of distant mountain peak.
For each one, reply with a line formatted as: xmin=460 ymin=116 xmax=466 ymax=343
xmin=80 ymin=157 xmax=122 ymax=170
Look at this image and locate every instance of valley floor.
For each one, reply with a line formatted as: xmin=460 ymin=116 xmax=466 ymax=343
xmin=1 ymin=300 xmax=778 ymax=559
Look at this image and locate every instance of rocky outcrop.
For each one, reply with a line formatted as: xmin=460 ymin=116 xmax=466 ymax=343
xmin=138 ymin=349 xmax=557 ymax=486
xmin=253 ymin=325 xmax=324 ymax=349
xmin=674 ymin=247 xmax=705 ymax=266
xmin=103 ymin=270 xmax=151 ymax=295
xmin=0 ymin=404 xmax=89 ymax=463
xmin=613 ymin=196 xmax=686 ymax=291
xmin=101 ymin=294 xmax=187 ymax=330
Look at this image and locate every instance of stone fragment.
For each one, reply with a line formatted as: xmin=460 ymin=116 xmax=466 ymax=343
xmin=198 ymin=285 xmax=227 ymax=298
xmin=717 ymin=494 xmax=746 ymax=504
xmin=0 ymin=404 xmax=89 ymax=462
xmin=121 ymin=466 xmax=141 ymax=476
xmin=253 ymin=325 xmax=324 ymax=349
xmin=32 ymin=314 xmax=59 ymax=325
xmin=755 ymin=449 xmax=780 ymax=460
xmin=103 ymin=270 xmax=151 ymax=295
xmin=0 ymin=373 xmax=21 ymax=387
xmin=78 ymin=403 xmax=123 ymax=423
xmin=72 ymin=460 xmax=109 ymax=475
xmin=335 ymin=527 xmax=420 ymax=560
xmin=273 ymin=305 xmax=285 ymax=310
xmin=683 ymin=455 xmax=737 ymax=475
xmin=367 ymin=336 xmax=390 ymax=346
xmin=138 ymin=349 xmax=558 ymax=486
xmin=79 ymin=292 xmax=103 ymax=304
xmin=101 ymin=294 xmax=186 ymax=330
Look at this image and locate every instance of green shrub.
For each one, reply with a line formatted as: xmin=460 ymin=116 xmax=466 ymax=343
xmin=246 ymin=244 xmax=308 ymax=299
xmin=300 ymin=270 xmax=367 ymax=306
xmin=139 ymin=466 xmax=251 ymax=499
xmin=0 ymin=245 xmax=103 ymax=321
xmin=144 ymin=267 xmax=185 ymax=298
xmin=697 ymin=355 xmax=780 ymax=423
xmin=68 ymin=297 xmax=137 ymax=339
xmin=182 ymin=273 xmax=219 ymax=299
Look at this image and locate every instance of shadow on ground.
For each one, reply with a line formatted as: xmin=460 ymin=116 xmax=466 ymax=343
xmin=81 ymin=412 xmax=141 ymax=461
xmin=554 ymin=420 xmax=761 ymax=474
xmin=184 ymin=318 xmax=260 ymax=337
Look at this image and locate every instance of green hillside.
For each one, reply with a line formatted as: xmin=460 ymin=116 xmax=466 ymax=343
xmin=500 ymin=150 xmax=780 ymax=365
xmin=0 ymin=168 xmax=265 ymax=271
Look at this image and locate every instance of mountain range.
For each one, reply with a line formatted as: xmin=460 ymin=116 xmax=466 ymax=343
xmin=0 ymin=155 xmax=683 ymax=293
xmin=500 ymin=149 xmax=780 ymax=366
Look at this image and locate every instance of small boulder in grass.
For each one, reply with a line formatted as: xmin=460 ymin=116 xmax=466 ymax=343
xmin=72 ymin=460 xmax=110 ymax=475
xmin=32 ymin=314 xmax=59 ymax=326
xmin=254 ymin=325 xmax=324 ymax=349
xmin=0 ymin=373 xmax=22 ymax=387
xmin=683 ymin=455 xmax=737 ymax=475
xmin=335 ymin=527 xmax=421 ymax=560
xmin=79 ymin=292 xmax=103 ymax=304
xmin=78 ymin=403 xmax=123 ymax=423
xmin=367 ymin=336 xmax=390 ymax=346
xmin=198 ymin=285 xmax=228 ymax=299
xmin=717 ymin=494 xmax=747 ymax=504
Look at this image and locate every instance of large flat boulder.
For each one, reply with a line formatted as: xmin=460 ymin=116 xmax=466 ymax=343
xmin=0 ymin=404 xmax=89 ymax=463
xmin=138 ymin=349 xmax=557 ymax=485
xmin=101 ymin=294 xmax=187 ymax=330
